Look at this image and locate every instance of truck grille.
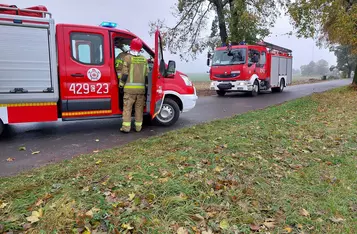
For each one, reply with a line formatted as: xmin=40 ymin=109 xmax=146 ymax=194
xmin=214 ymin=73 xmax=239 ymax=78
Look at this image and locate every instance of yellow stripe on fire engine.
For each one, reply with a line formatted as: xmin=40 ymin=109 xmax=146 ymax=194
xmin=0 ymin=102 xmax=57 ymax=107
xmin=62 ymin=110 xmax=112 ymax=117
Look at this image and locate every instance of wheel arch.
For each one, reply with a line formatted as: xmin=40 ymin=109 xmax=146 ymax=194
xmin=163 ymin=91 xmax=183 ymax=112
xmin=249 ymin=74 xmax=260 ymax=84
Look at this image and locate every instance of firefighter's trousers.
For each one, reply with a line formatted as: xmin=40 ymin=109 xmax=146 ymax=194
xmin=121 ymin=93 xmax=146 ymax=132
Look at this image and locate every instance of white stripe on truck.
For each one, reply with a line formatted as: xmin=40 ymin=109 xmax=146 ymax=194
xmin=0 ymin=107 xmax=8 ymax=124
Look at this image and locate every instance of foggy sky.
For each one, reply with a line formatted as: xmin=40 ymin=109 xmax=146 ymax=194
xmin=5 ymin=0 xmax=336 ymax=73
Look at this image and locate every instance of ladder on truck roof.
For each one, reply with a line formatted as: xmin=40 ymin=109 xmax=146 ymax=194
xmin=256 ymin=41 xmax=292 ymax=55
xmin=0 ymin=5 xmax=51 ymax=18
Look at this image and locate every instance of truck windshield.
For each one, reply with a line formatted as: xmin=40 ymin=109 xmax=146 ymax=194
xmin=212 ymin=48 xmax=246 ymax=66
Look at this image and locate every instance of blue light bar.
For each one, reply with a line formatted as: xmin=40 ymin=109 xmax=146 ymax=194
xmin=100 ymin=21 xmax=117 ymax=28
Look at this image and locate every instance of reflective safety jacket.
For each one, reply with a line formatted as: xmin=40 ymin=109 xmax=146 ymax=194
xmin=119 ymin=53 xmax=149 ymax=95
xmin=115 ymin=52 xmax=128 ymax=79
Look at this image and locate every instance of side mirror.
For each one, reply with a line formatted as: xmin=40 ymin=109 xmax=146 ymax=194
xmin=166 ymin=60 xmax=176 ymax=78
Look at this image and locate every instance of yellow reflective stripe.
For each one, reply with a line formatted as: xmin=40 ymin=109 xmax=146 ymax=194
xmin=122 ymin=122 xmax=131 ymax=127
xmin=62 ymin=110 xmax=112 ymax=117
xmin=124 ymin=86 xmax=145 ymax=89
xmin=115 ymin=59 xmax=123 ymax=68
xmin=129 ymin=63 xmax=134 ymax=83
xmin=0 ymin=102 xmax=57 ymax=107
xmin=135 ymin=122 xmax=142 ymax=126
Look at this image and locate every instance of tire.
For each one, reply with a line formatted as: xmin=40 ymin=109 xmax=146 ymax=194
xmin=0 ymin=120 xmax=4 ymax=137
xmin=250 ymin=79 xmax=259 ymax=96
xmin=153 ymin=98 xmax=180 ymax=126
xmin=216 ymin=90 xmax=226 ymax=96
xmin=279 ymin=79 xmax=285 ymax=92
xmin=272 ymin=79 xmax=285 ymax=93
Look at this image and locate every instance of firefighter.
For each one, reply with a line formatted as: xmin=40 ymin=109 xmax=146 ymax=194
xmin=114 ymin=40 xmax=128 ymax=80
xmin=119 ymin=38 xmax=148 ymax=133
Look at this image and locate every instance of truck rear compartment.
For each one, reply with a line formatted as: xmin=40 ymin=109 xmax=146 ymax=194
xmin=0 ymin=12 xmax=59 ymax=104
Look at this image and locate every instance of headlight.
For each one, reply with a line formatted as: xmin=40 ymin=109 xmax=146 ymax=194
xmin=238 ymin=81 xmax=250 ymax=86
xmin=180 ymin=74 xmax=193 ymax=86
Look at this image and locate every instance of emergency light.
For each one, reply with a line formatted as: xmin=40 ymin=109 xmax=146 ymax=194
xmin=100 ymin=21 xmax=117 ymax=28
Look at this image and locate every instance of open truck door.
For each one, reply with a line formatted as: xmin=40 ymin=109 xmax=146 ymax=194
xmin=150 ymin=30 xmax=166 ymax=119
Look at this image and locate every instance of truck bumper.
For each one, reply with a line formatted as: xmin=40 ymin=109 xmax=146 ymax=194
xmin=210 ymin=81 xmax=253 ymax=92
xmin=181 ymin=87 xmax=198 ymax=113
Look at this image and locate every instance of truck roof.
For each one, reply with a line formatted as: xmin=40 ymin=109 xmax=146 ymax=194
xmin=0 ymin=5 xmax=154 ymax=53
xmin=56 ymin=23 xmax=139 ymax=38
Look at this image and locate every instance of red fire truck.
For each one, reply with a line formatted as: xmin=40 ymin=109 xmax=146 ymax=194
xmin=0 ymin=5 xmax=198 ymax=136
xmin=207 ymin=41 xmax=293 ymax=96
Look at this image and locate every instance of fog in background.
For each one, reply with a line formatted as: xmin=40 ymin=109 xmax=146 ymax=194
xmin=5 ymin=0 xmax=336 ymax=73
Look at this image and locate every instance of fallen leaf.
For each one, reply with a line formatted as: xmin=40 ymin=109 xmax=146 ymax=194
xmin=214 ymin=166 xmax=223 ymax=172
xmin=26 ymin=209 xmax=43 ymax=223
xmin=0 ymin=201 xmax=8 ymax=209
xmin=82 ymin=186 xmax=90 ymax=192
xmin=96 ymin=160 xmax=102 ymax=165
xmin=297 ymin=224 xmax=303 ymax=229
xmin=23 ymin=223 xmax=31 ymax=231
xmin=159 ymin=177 xmax=169 ymax=183
xmin=121 ymin=223 xmax=134 ymax=230
xmin=263 ymin=219 xmax=275 ymax=229
xmin=329 ymin=217 xmax=344 ymax=223
xmin=177 ymin=227 xmax=188 ymax=234
xmin=6 ymin=158 xmax=14 ymax=162
xmin=31 ymin=151 xmax=40 ymax=155
xmin=300 ymin=208 xmax=310 ymax=217
xmin=284 ymin=226 xmax=293 ymax=233
xmin=85 ymin=210 xmax=93 ymax=218
xmin=19 ymin=146 xmax=26 ymax=151
xmin=250 ymin=224 xmax=260 ymax=231
xmin=35 ymin=199 xmax=43 ymax=207
xmin=128 ymin=193 xmax=135 ymax=201
xmin=219 ymin=219 xmax=229 ymax=230
xmin=191 ymin=214 xmax=205 ymax=222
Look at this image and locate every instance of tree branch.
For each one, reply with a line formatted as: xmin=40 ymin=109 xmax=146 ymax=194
xmin=188 ymin=3 xmax=213 ymax=52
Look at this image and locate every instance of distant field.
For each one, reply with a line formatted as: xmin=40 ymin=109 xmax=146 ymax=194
xmin=186 ymin=73 xmax=319 ymax=82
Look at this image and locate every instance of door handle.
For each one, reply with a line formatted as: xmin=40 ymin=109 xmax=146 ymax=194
xmin=71 ymin=73 xmax=84 ymax=77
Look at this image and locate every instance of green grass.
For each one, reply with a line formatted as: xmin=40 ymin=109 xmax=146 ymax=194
xmin=1 ymin=86 xmax=357 ymax=233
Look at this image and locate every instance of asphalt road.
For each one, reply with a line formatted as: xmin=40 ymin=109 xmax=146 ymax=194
xmin=0 ymin=79 xmax=351 ymax=177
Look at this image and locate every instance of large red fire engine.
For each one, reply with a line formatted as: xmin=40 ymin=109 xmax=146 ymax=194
xmin=207 ymin=41 xmax=293 ymax=96
xmin=0 ymin=5 xmax=198 ymax=136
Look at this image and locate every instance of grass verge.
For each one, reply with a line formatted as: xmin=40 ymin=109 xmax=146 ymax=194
xmin=1 ymin=86 xmax=357 ymax=233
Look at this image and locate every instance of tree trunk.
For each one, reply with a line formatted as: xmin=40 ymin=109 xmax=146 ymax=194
xmin=212 ymin=0 xmax=228 ymax=44
xmin=348 ymin=67 xmax=352 ymax=78
xmin=353 ymin=65 xmax=357 ymax=85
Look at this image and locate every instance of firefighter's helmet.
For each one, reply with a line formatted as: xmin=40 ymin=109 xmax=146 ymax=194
xmin=130 ymin=38 xmax=143 ymax=52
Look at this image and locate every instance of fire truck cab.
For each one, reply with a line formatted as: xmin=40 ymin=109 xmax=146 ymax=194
xmin=207 ymin=41 xmax=293 ymax=96
xmin=0 ymin=5 xmax=198 ymax=137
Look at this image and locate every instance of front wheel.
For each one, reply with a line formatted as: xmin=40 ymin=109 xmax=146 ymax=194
xmin=250 ymin=79 xmax=259 ymax=96
xmin=216 ymin=90 xmax=226 ymax=96
xmin=153 ymin=98 xmax=180 ymax=126
xmin=0 ymin=120 xmax=4 ymax=137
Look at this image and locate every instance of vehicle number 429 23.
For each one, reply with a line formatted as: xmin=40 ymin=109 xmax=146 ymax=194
xmin=69 ymin=83 xmax=109 ymax=94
